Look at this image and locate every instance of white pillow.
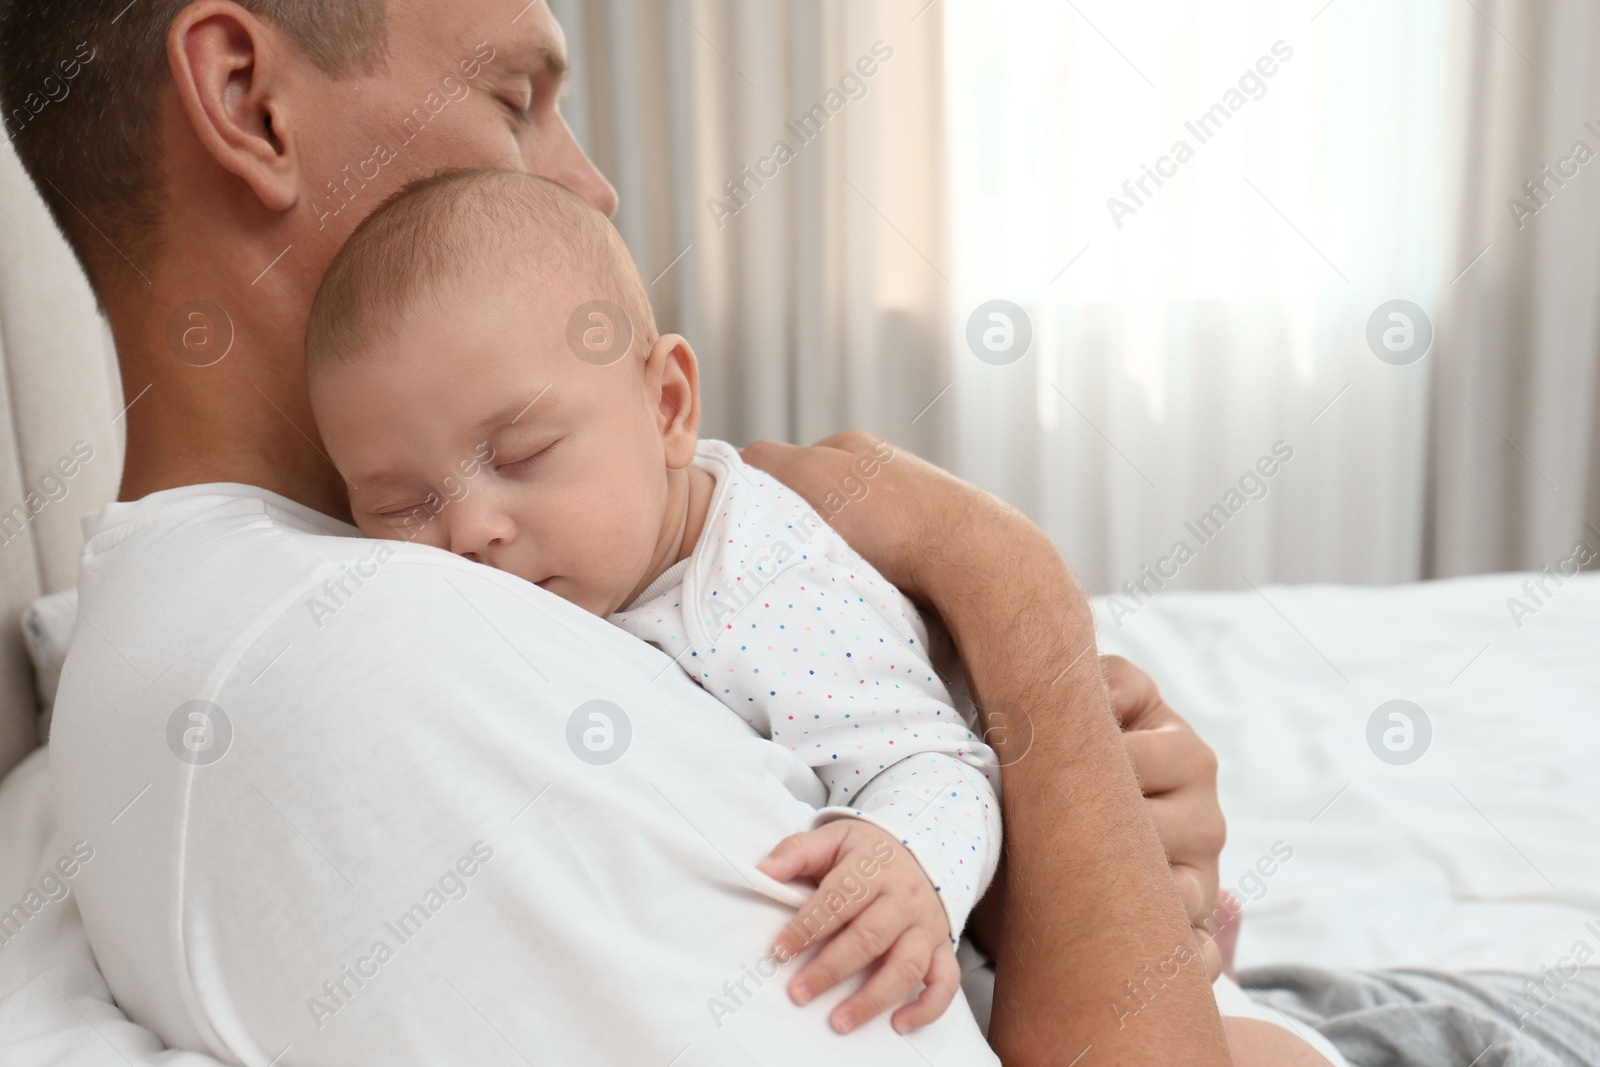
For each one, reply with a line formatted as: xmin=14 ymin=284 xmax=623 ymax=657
xmin=21 ymin=588 xmax=75 ymax=740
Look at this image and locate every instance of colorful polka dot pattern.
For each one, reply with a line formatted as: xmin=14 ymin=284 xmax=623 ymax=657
xmin=610 ymin=440 xmax=1002 ymax=939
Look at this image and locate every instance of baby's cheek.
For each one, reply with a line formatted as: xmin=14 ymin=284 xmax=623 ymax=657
xmin=589 ymin=485 xmax=663 ymax=600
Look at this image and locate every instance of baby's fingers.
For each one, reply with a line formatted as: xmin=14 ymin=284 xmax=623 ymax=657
xmin=790 ymin=899 xmax=908 ymax=1006
xmin=830 ymin=928 xmax=939 ymax=1035
xmin=889 ymin=944 xmax=961 ymax=1034
xmin=769 ymin=844 xmax=883 ymax=960
xmin=756 ymin=823 xmax=849 ymax=885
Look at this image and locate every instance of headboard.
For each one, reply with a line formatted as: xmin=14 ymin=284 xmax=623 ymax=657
xmin=0 ymin=139 xmax=125 ymax=779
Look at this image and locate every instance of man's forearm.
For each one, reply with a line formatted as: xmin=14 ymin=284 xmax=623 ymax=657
xmin=923 ymin=519 xmax=1230 ymax=1065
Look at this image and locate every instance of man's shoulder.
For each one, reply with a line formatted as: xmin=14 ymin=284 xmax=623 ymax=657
xmin=62 ymin=483 xmax=645 ymax=720
xmin=74 ymin=485 xmax=432 ymax=652
xmin=80 ymin=481 xmax=528 ymax=610
xmin=78 ymin=483 xmax=388 ymax=601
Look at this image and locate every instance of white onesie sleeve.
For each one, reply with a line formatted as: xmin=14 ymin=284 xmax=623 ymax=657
xmin=612 ymin=441 xmax=1002 ymax=939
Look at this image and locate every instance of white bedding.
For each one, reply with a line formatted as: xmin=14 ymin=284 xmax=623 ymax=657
xmin=1095 ymin=571 xmax=1600 ymax=974
xmin=2 ymin=571 xmax=1596 ymax=1063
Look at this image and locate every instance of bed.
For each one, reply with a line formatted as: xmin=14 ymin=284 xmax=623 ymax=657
xmin=1096 ymin=574 xmax=1600 ymax=976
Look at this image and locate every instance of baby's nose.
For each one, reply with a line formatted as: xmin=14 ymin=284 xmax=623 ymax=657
xmin=448 ymin=503 xmax=516 ymax=561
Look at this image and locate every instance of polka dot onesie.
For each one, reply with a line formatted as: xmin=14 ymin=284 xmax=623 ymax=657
xmin=610 ymin=439 xmax=1001 ymax=940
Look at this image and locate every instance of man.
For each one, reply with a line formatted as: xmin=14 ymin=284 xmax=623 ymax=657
xmin=0 ymin=0 xmax=1258 ymax=1062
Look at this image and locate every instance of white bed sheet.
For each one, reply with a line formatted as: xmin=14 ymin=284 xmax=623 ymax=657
xmin=2 ymin=571 xmax=1595 ymax=1064
xmin=1095 ymin=571 xmax=1600 ymax=974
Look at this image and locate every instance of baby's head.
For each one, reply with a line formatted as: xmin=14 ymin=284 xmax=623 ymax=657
xmin=307 ymin=168 xmax=703 ymax=616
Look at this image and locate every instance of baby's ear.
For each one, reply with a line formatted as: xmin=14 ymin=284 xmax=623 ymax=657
xmin=647 ymin=333 xmax=702 ymax=468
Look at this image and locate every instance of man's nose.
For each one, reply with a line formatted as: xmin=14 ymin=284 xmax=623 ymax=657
xmin=554 ymin=115 xmax=619 ymax=217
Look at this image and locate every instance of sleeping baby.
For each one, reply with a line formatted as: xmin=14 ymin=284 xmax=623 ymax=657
xmin=304 ymin=168 xmax=1001 ymax=1037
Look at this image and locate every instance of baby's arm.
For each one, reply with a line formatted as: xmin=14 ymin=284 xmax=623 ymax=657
xmin=697 ymin=538 xmax=1000 ymax=1030
xmin=740 ymin=548 xmax=1002 ymax=938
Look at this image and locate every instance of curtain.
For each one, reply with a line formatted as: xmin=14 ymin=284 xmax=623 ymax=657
xmin=551 ymin=0 xmax=1600 ymax=595
xmin=1429 ymin=0 xmax=1600 ymax=578
xmin=550 ymin=0 xmax=956 ymax=463
xmin=942 ymin=0 xmax=1446 ymax=596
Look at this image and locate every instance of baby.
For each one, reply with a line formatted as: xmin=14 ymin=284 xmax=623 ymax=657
xmin=305 ymin=168 xmax=1001 ymax=1037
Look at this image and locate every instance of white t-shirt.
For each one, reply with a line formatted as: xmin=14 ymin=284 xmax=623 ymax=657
xmin=49 ymin=483 xmax=999 ymax=1066
xmin=611 ymin=441 xmax=1001 ymax=940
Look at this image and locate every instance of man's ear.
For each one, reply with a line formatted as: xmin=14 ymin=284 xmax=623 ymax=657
xmin=646 ymin=334 xmax=703 ymax=469
xmin=167 ymin=1 xmax=300 ymax=212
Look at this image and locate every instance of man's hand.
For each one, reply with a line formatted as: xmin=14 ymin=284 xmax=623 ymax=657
xmin=1103 ymin=653 xmax=1226 ymax=977
xmin=757 ymin=819 xmax=960 ymax=1036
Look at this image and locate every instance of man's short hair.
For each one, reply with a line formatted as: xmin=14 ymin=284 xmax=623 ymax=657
xmin=306 ymin=168 xmax=657 ymax=373
xmin=0 ymin=0 xmax=386 ymax=291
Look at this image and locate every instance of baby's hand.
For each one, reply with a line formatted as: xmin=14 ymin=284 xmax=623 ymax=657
xmin=756 ymin=818 xmax=960 ymax=1035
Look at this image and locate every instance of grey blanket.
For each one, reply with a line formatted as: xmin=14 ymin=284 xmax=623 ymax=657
xmin=1240 ymin=964 xmax=1600 ymax=1067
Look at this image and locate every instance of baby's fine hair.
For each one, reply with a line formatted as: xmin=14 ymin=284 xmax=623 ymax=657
xmin=306 ymin=168 xmax=655 ymax=371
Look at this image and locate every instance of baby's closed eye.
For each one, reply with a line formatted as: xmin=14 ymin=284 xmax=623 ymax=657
xmin=493 ymin=435 xmax=565 ymax=474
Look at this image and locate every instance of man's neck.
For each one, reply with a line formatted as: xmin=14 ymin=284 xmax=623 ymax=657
xmin=108 ymin=285 xmax=352 ymax=522
xmin=118 ymin=412 xmax=353 ymax=521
